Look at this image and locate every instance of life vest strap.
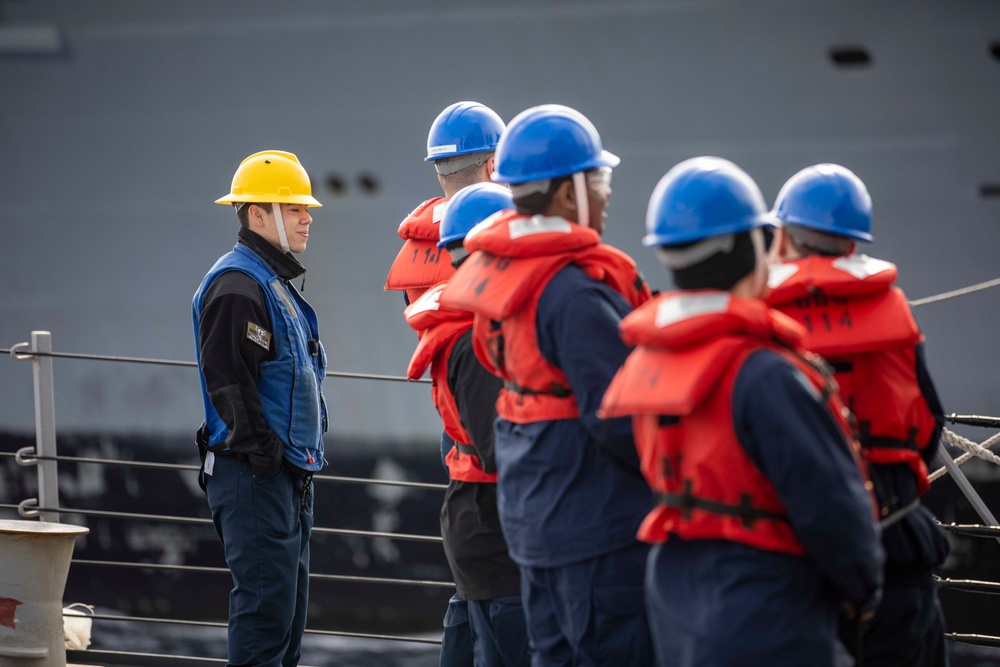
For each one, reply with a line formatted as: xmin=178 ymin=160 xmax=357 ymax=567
xmin=657 ymin=479 xmax=789 ymax=529
xmin=858 ymin=421 xmax=921 ymax=452
xmin=503 ymin=379 xmax=573 ymax=398
xmin=455 ymin=443 xmax=478 ymax=457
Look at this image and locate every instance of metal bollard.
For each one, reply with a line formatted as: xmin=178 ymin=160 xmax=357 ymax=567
xmin=0 ymin=520 xmax=89 ymax=665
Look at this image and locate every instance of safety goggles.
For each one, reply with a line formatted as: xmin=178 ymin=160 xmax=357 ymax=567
xmin=586 ymin=167 xmax=613 ymax=197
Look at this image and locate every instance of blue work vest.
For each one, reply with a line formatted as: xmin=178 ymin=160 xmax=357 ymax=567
xmin=192 ymin=243 xmax=327 ymax=471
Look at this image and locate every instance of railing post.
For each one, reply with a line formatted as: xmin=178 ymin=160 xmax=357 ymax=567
xmin=31 ymin=331 xmax=60 ymax=523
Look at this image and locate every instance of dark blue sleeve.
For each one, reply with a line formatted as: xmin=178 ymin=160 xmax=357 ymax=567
xmin=733 ymin=349 xmax=884 ymax=606
xmin=536 ymin=266 xmax=641 ymax=472
xmin=440 ymin=431 xmax=454 ymax=471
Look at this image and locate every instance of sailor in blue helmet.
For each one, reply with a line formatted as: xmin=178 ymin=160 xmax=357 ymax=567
xmin=441 ymin=104 xmax=655 ymax=666
xmin=405 ymin=183 xmax=530 ymax=666
xmin=383 ymin=101 xmax=505 ymax=667
xmin=599 ymin=157 xmax=884 ymax=666
xmin=767 ymin=164 xmax=949 ymax=666
xmin=386 ymin=101 xmax=506 ymax=306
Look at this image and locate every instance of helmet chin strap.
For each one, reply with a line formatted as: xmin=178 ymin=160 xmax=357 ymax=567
xmin=749 ymin=227 xmax=769 ymax=298
xmin=572 ymin=172 xmax=590 ymax=230
xmin=272 ymin=203 xmax=290 ymax=253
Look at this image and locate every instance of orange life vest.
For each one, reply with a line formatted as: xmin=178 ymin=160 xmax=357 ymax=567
xmin=601 ymin=292 xmax=863 ymax=555
xmin=385 ymin=197 xmax=455 ymax=304
xmin=405 ymin=284 xmax=496 ymax=483
xmin=440 ymin=212 xmax=652 ymax=424
xmin=766 ymin=254 xmax=935 ymax=494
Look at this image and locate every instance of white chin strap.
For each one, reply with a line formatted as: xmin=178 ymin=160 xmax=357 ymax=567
xmin=572 ymin=172 xmax=589 ymax=229
xmin=749 ymin=227 xmax=769 ymax=296
xmin=272 ymin=202 xmax=290 ymax=253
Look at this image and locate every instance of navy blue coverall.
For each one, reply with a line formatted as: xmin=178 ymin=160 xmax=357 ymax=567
xmin=494 ymin=264 xmax=654 ymax=667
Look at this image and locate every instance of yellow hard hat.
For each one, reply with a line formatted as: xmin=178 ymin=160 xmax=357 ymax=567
xmin=215 ymin=150 xmax=322 ymax=208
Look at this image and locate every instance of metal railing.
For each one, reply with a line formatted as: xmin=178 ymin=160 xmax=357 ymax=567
xmin=7 ymin=268 xmax=1000 ymax=658
xmin=3 ymin=331 xmax=449 ymax=664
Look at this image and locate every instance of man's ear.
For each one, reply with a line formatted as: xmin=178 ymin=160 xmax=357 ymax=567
xmin=554 ymin=180 xmax=576 ymax=212
xmin=248 ymin=204 xmax=266 ymax=228
xmin=484 ymin=156 xmax=496 ymax=179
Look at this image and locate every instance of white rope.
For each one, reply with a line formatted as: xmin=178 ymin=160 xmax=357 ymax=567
xmin=910 ymin=276 xmax=1000 ymax=308
xmin=928 ymin=428 xmax=1000 ymax=483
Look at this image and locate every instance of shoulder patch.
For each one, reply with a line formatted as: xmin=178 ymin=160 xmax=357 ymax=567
xmin=246 ymin=322 xmax=272 ymax=350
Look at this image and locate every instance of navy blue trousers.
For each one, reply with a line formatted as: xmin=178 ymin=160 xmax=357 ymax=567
xmin=840 ymin=565 xmax=947 ymax=667
xmin=207 ymin=455 xmax=313 ymax=667
xmin=440 ymin=594 xmax=474 ymax=667
xmin=468 ymin=595 xmax=532 ymax=667
xmin=520 ymin=542 xmax=652 ymax=667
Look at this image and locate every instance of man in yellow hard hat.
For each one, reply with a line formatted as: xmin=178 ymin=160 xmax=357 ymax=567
xmin=193 ymin=150 xmax=327 ymax=667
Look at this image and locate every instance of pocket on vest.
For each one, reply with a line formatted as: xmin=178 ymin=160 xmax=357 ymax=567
xmin=289 ymin=365 xmax=322 ymax=446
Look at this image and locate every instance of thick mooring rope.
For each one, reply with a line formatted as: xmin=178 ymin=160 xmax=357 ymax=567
xmin=928 ymin=429 xmax=1000 ymax=483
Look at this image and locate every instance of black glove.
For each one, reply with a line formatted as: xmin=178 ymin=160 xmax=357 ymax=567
xmin=195 ymin=422 xmax=210 ymax=493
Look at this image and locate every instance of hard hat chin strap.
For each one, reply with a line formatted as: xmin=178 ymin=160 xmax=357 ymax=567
xmin=272 ymin=203 xmax=290 ymax=253
xmin=749 ymin=227 xmax=769 ymax=297
xmin=572 ymin=172 xmax=590 ymax=230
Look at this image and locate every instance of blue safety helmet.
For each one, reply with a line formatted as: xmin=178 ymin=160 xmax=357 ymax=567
xmin=425 ymin=102 xmax=506 ymax=161
xmin=772 ymin=164 xmax=873 ymax=242
xmin=492 ymin=104 xmax=620 ymax=184
xmin=643 ymin=157 xmax=773 ymax=246
xmin=438 ymin=183 xmax=514 ymax=248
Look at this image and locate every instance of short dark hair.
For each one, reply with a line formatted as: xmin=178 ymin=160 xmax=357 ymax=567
xmin=669 ymin=231 xmax=756 ymax=291
xmin=235 ymin=202 xmax=273 ymax=229
xmin=785 ymin=224 xmax=854 ymax=257
xmin=436 ymin=153 xmax=493 ymax=191
xmin=513 ymin=175 xmax=572 ymax=216
xmin=439 ymin=164 xmax=485 ymax=191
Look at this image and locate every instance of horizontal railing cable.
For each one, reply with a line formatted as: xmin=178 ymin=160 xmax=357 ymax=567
xmin=945 ymin=633 xmax=1000 ymax=648
xmin=910 ymin=276 xmax=1000 ymax=308
xmin=0 ymin=503 xmax=443 ymax=543
xmin=935 ymin=522 xmax=1000 ymax=539
xmin=6 ymin=345 xmax=429 ymax=383
xmin=71 ymin=558 xmax=454 ymax=588
xmin=72 ymin=612 xmax=441 ymax=645
xmin=66 ymin=649 xmax=228 ymax=665
xmin=1 ymin=450 xmax=448 ymax=490
xmin=317 ymin=475 xmax=446 ymax=490
xmin=935 ymin=575 xmax=1000 ymax=596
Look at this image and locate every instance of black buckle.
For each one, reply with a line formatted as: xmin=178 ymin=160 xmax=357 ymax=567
xmin=300 ymin=473 xmax=313 ymax=509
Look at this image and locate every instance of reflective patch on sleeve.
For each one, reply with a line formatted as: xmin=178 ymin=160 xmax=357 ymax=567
xmin=246 ymin=322 xmax=272 ymax=350
xmin=270 ymin=279 xmax=298 ymax=317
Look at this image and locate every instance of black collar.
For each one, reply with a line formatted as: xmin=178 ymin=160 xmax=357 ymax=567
xmin=238 ymin=226 xmax=305 ymax=282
